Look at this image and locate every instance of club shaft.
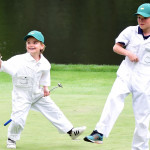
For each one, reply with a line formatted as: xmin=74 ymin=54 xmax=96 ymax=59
xmin=50 ymin=86 xmax=58 ymax=92
xmin=4 ymin=84 xmax=62 ymax=126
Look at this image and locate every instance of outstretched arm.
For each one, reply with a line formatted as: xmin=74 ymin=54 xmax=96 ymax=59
xmin=0 ymin=53 xmax=2 ymax=69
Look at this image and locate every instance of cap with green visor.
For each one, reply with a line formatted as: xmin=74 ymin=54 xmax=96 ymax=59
xmin=24 ymin=30 xmax=44 ymax=43
xmin=135 ymin=3 xmax=150 ymax=17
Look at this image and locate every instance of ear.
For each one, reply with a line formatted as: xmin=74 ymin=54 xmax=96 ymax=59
xmin=40 ymin=43 xmax=45 ymax=49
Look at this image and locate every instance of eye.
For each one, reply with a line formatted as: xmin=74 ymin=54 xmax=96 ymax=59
xmin=34 ymin=41 xmax=38 ymax=44
xmin=137 ymin=16 xmax=141 ymax=19
xmin=137 ymin=16 xmax=148 ymax=20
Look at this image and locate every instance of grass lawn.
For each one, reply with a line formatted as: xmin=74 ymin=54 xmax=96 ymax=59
xmin=0 ymin=64 xmax=135 ymax=150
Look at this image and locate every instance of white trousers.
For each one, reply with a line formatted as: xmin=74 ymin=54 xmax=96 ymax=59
xmin=95 ymin=72 xmax=150 ymax=150
xmin=8 ymin=91 xmax=73 ymax=141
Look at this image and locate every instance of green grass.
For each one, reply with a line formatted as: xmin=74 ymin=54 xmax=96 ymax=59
xmin=0 ymin=64 xmax=135 ymax=150
xmin=51 ymin=64 xmax=118 ymax=72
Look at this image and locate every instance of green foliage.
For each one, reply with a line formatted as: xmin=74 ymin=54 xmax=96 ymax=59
xmin=0 ymin=65 xmax=134 ymax=150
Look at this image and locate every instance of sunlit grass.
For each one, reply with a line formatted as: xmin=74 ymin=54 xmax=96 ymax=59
xmin=0 ymin=64 xmax=135 ymax=150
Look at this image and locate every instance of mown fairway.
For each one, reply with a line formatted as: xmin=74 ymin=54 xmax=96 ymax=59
xmin=0 ymin=64 xmax=135 ymax=150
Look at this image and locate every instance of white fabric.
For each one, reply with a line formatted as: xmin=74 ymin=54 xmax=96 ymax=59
xmin=1 ymin=53 xmax=73 ymax=141
xmin=95 ymin=25 xmax=150 ymax=150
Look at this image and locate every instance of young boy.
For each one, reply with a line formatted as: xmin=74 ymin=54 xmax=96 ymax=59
xmin=0 ymin=30 xmax=86 ymax=149
xmin=84 ymin=3 xmax=150 ymax=150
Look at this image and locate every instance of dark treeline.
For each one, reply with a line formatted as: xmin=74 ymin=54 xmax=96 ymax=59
xmin=0 ymin=0 xmax=149 ymax=64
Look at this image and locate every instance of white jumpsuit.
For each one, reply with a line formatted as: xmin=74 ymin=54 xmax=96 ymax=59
xmin=0 ymin=53 xmax=73 ymax=141
xmin=95 ymin=25 xmax=150 ymax=150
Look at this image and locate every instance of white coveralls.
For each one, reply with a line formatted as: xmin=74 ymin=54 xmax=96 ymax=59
xmin=0 ymin=53 xmax=73 ymax=141
xmin=95 ymin=25 xmax=150 ymax=150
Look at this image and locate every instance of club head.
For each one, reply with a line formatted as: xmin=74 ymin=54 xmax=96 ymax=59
xmin=58 ymin=83 xmax=63 ymax=88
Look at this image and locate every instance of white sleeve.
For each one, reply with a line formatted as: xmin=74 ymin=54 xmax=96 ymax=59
xmin=115 ymin=26 xmax=134 ymax=46
xmin=40 ymin=64 xmax=51 ymax=86
xmin=0 ymin=56 xmax=18 ymax=76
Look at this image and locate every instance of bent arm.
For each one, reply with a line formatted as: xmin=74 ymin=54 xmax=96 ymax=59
xmin=113 ymin=43 xmax=139 ymax=62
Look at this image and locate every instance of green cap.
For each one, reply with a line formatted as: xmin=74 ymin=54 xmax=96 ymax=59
xmin=135 ymin=3 xmax=150 ymax=17
xmin=24 ymin=30 xmax=44 ymax=43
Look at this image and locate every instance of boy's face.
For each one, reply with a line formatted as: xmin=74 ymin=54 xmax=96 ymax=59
xmin=26 ymin=37 xmax=44 ymax=56
xmin=137 ymin=15 xmax=150 ymax=32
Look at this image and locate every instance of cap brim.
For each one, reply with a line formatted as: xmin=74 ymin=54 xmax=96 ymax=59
xmin=134 ymin=12 xmax=150 ymax=17
xmin=24 ymin=35 xmax=33 ymax=41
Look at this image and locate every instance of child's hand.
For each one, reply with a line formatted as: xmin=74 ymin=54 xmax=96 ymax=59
xmin=43 ymin=86 xmax=50 ymax=97
xmin=113 ymin=43 xmax=139 ymax=62
xmin=126 ymin=51 xmax=139 ymax=62
xmin=0 ymin=60 xmax=1 ymax=69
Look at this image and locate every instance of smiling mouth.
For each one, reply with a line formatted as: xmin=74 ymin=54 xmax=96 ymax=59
xmin=28 ymin=48 xmax=35 ymax=50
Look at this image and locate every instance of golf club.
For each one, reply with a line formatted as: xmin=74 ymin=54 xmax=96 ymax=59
xmin=49 ymin=83 xmax=63 ymax=92
xmin=4 ymin=83 xmax=63 ymax=126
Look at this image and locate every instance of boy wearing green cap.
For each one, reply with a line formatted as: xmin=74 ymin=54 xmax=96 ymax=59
xmin=0 ymin=30 xmax=86 ymax=149
xmin=84 ymin=3 xmax=150 ymax=150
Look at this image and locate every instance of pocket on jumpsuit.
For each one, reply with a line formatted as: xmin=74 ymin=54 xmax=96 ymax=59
xmin=13 ymin=76 xmax=33 ymax=88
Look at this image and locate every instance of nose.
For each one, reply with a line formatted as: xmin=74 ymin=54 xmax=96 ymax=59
xmin=139 ymin=18 xmax=144 ymax=21
xmin=28 ymin=43 xmax=34 ymax=47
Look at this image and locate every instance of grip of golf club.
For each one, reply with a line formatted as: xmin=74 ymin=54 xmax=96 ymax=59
xmin=4 ymin=119 xmax=12 ymax=126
